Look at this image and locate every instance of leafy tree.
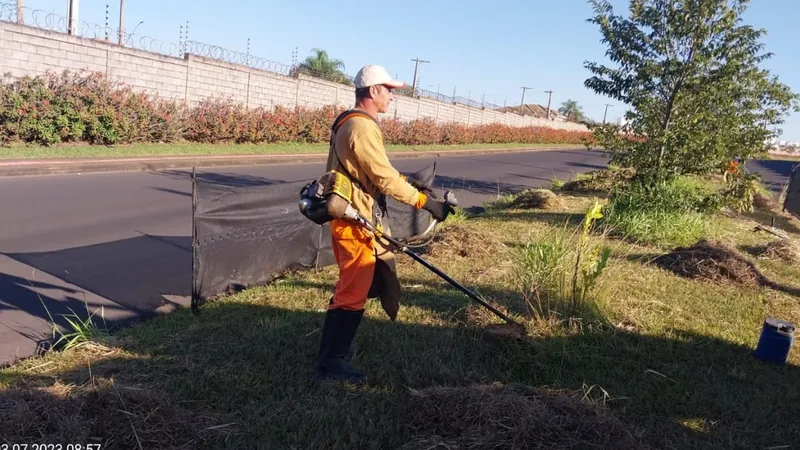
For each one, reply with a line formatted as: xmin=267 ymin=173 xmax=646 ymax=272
xmin=294 ymin=48 xmax=353 ymax=86
xmin=584 ymin=0 xmax=799 ymax=182
xmin=559 ymin=99 xmax=585 ymax=122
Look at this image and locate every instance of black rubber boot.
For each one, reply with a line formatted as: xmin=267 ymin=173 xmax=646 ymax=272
xmin=315 ymin=308 xmax=366 ymax=384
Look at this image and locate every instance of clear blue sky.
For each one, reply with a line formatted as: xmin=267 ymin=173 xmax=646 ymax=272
xmin=21 ymin=0 xmax=800 ymax=140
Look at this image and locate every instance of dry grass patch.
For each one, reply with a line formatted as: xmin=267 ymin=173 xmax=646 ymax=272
xmin=402 ymin=383 xmax=647 ymax=450
xmin=560 ymin=167 xmax=636 ymax=194
xmin=509 ymin=188 xmax=564 ymax=210
xmin=0 ymin=378 xmax=233 ymax=449
xmin=652 ymin=239 xmax=768 ymax=287
xmin=753 ymin=191 xmax=777 ymax=210
xmin=749 ymin=238 xmax=800 ymax=264
xmin=421 ymin=223 xmax=508 ymax=260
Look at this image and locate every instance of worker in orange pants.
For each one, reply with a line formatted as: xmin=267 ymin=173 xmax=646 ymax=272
xmin=315 ymin=65 xmax=454 ymax=383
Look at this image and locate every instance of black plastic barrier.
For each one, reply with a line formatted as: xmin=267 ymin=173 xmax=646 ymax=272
xmin=190 ymin=164 xmax=436 ymax=311
xmin=784 ymin=163 xmax=800 ymax=219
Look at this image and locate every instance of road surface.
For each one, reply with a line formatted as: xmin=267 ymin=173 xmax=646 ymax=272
xmin=0 ymin=149 xmax=795 ymax=366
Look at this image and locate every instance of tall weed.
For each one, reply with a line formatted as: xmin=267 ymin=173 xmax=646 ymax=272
xmin=514 ymin=201 xmax=610 ymax=325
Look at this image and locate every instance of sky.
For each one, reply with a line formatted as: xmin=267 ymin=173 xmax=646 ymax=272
xmin=16 ymin=0 xmax=800 ymax=141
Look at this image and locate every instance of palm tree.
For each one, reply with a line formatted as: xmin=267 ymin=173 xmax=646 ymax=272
xmin=558 ymin=99 xmax=584 ymax=122
xmin=295 ymin=48 xmax=352 ymax=85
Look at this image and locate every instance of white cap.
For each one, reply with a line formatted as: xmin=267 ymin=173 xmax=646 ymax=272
xmin=354 ymin=65 xmax=406 ymax=89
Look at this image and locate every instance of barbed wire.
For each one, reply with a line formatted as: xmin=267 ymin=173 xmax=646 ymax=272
xmin=184 ymin=40 xmax=293 ymax=76
xmin=0 ymin=1 xmax=530 ymax=114
xmin=396 ymin=88 xmax=504 ymax=110
xmin=0 ymin=2 xmax=183 ymax=58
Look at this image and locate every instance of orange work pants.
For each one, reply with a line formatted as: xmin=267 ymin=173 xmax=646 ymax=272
xmin=328 ymin=218 xmax=401 ymax=320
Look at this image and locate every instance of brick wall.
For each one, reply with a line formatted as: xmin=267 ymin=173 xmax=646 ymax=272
xmin=0 ymin=21 xmax=588 ymax=132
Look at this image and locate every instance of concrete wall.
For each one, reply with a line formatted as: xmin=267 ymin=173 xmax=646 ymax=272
xmin=0 ymin=21 xmax=588 ymax=132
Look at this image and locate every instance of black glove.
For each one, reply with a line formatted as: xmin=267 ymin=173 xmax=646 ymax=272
xmin=422 ymin=196 xmax=455 ymax=222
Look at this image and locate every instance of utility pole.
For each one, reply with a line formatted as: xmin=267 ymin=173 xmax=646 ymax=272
xmin=603 ymin=103 xmax=613 ymax=124
xmin=16 ymin=0 xmax=24 ymax=24
xmin=519 ymin=86 xmax=532 ymax=115
xmin=544 ymin=90 xmax=554 ymax=120
xmin=410 ymin=58 xmax=429 ymax=98
xmin=118 ymin=0 xmax=125 ymax=45
xmin=67 ymin=0 xmax=78 ymax=35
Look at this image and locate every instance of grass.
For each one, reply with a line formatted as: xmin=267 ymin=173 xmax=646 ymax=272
xmin=3 ymin=176 xmax=800 ymax=449
xmin=767 ymin=152 xmax=800 ymax=161
xmin=602 ymin=207 xmax=712 ymax=248
xmin=0 ymin=142 xmax=581 ymax=160
xmin=599 ymin=179 xmax=715 ymax=248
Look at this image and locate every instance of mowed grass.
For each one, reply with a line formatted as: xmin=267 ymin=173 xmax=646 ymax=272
xmin=2 ymin=187 xmax=800 ymax=449
xmin=0 ymin=142 xmax=580 ymax=160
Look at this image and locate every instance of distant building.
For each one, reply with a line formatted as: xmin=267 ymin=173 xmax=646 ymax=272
xmin=769 ymin=139 xmax=800 ymax=154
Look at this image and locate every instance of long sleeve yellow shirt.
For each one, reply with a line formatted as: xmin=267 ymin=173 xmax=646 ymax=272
xmin=326 ymin=112 xmax=425 ymax=227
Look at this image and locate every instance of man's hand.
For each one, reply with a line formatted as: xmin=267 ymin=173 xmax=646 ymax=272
xmin=421 ymin=196 xmax=455 ymax=222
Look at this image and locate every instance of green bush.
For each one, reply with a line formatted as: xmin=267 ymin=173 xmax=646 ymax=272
xmin=602 ymin=177 xmax=714 ymax=247
xmin=0 ymin=71 xmax=185 ymax=145
xmin=0 ymin=70 xmax=594 ymax=147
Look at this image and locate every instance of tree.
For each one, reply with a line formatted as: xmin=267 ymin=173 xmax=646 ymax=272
xmin=294 ymin=48 xmax=352 ymax=86
xmin=584 ymin=0 xmax=799 ymax=182
xmin=559 ymin=99 xmax=585 ymax=122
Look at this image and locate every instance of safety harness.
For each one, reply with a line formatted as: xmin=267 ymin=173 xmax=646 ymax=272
xmin=298 ymin=109 xmax=389 ymax=228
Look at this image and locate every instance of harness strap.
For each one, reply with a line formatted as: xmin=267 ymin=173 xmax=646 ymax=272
xmin=329 ymin=109 xmax=375 ymax=192
xmin=329 ymin=109 xmax=390 ymax=224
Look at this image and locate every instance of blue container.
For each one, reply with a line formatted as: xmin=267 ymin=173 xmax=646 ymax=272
xmin=754 ymin=317 xmax=795 ymax=364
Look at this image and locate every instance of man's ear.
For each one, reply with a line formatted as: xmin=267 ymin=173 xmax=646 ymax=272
xmin=368 ymin=85 xmax=380 ymax=98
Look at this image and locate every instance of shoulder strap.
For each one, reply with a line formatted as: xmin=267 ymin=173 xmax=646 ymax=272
xmin=329 ymin=109 xmax=377 ymax=189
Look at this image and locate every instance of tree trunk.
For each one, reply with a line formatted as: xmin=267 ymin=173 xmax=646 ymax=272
xmin=658 ymin=78 xmax=684 ymax=174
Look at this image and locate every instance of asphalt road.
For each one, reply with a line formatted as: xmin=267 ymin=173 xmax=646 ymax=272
xmin=0 ymin=149 xmax=796 ymax=366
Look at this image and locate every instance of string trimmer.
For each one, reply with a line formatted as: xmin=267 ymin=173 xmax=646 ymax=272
xmin=343 ymin=192 xmax=526 ymax=337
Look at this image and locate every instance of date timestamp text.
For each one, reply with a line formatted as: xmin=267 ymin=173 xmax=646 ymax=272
xmin=2 ymin=445 xmax=102 ymax=450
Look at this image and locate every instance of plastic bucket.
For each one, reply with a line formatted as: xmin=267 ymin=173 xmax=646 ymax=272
xmin=754 ymin=317 xmax=795 ymax=364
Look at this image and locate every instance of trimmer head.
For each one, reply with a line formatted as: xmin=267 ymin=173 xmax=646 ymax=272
xmin=483 ymin=322 xmax=527 ymax=339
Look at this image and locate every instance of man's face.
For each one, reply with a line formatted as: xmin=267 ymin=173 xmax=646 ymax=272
xmin=373 ymin=85 xmax=394 ymax=113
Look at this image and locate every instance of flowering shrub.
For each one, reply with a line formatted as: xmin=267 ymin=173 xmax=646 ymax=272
xmin=1 ymin=71 xmax=593 ymax=147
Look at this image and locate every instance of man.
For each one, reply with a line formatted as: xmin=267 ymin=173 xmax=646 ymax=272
xmin=315 ymin=64 xmax=454 ymax=383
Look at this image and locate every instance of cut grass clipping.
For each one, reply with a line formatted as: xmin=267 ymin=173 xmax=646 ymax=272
xmin=421 ymin=223 xmax=508 ymax=259
xmin=560 ymin=167 xmax=636 ymax=194
xmin=748 ymin=238 xmax=800 ymax=264
xmin=402 ymin=383 xmax=647 ymax=450
xmin=509 ymin=188 xmax=564 ymax=210
xmin=652 ymin=239 xmax=769 ymax=286
xmin=0 ymin=378 xmax=233 ymax=447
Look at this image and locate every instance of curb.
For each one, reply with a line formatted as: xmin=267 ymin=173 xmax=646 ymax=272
xmin=0 ymin=146 xmax=586 ymax=177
